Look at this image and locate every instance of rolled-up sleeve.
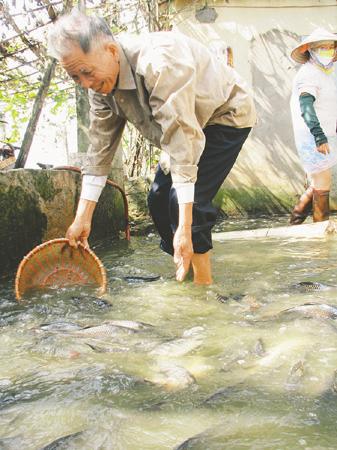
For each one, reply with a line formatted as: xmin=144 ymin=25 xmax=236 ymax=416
xmin=82 ymin=90 xmax=126 ymax=176
xmin=141 ymin=50 xmax=205 ymax=186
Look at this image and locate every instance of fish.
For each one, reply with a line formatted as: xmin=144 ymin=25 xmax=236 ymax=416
xmin=147 ymin=363 xmax=196 ymax=391
xmin=202 ymin=384 xmax=249 ymax=407
xmin=71 ymin=320 xmax=153 ymax=339
xmin=34 ymin=322 xmax=83 ymax=333
xmin=277 ymin=303 xmax=337 ymax=320
xmin=174 ymin=431 xmax=205 ymax=450
xmin=216 ymin=293 xmax=261 ymax=310
xmin=221 ymin=338 xmax=266 ymax=372
xmin=253 ymin=338 xmax=266 ymax=357
xmin=123 ymin=275 xmax=160 ymax=283
xmin=292 ymin=281 xmax=334 ymax=292
xmin=70 ymin=295 xmax=112 ymax=308
xmin=286 ymin=360 xmax=305 ymax=389
xmin=331 ymin=370 xmax=337 ymax=393
xmin=0 ymin=435 xmax=25 ymax=449
xmin=150 ymin=327 xmax=205 ymax=357
xmin=85 ymin=342 xmax=128 ymax=353
xmin=34 ymin=320 xmax=154 ymax=339
xmin=39 ymin=431 xmax=84 ymax=449
xmin=216 ymin=293 xmax=246 ymax=303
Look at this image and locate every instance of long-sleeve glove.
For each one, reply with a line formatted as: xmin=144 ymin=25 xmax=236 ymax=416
xmin=299 ymin=93 xmax=328 ymax=146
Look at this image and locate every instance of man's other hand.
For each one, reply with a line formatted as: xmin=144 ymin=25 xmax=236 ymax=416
xmin=173 ymin=225 xmax=193 ymax=282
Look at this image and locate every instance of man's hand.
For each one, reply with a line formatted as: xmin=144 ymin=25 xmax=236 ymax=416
xmin=317 ymin=143 xmax=330 ymax=155
xmin=173 ymin=202 xmax=194 ymax=282
xmin=66 ymin=198 xmax=97 ymax=248
xmin=66 ymin=218 xmax=91 ymax=248
xmin=173 ymin=225 xmax=193 ymax=281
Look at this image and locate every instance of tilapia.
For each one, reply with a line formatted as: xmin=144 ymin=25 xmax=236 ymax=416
xmin=277 ymin=303 xmax=337 ymax=320
xmin=331 ymin=370 xmax=337 ymax=393
xmin=253 ymin=338 xmax=266 ymax=357
xmin=221 ymin=338 xmax=266 ymax=372
xmin=70 ymin=320 xmax=153 ymax=339
xmin=216 ymin=293 xmax=246 ymax=303
xmin=216 ymin=293 xmax=261 ymax=310
xmin=70 ymin=295 xmax=112 ymax=308
xmin=292 ymin=281 xmax=334 ymax=292
xmin=39 ymin=431 xmax=84 ymax=449
xmin=123 ymin=275 xmax=160 ymax=283
xmin=286 ymin=360 xmax=305 ymax=389
xmin=150 ymin=326 xmax=205 ymax=357
xmin=147 ymin=364 xmax=196 ymax=391
xmin=35 ymin=320 xmax=154 ymax=339
xmin=35 ymin=322 xmax=83 ymax=333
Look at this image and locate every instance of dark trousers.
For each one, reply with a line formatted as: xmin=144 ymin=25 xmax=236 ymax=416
xmin=147 ymin=124 xmax=252 ymax=255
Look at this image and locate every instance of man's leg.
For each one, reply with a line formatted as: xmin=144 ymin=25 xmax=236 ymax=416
xmin=147 ymin=166 xmax=174 ymax=255
xmin=188 ymin=124 xmax=252 ymax=284
xmin=148 ymin=125 xmax=251 ymax=284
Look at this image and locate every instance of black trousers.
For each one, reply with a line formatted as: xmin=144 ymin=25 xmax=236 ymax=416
xmin=147 ymin=124 xmax=252 ymax=255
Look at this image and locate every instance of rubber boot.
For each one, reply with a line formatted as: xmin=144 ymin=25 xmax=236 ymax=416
xmin=313 ymin=189 xmax=330 ymax=222
xmin=289 ymin=186 xmax=314 ymax=225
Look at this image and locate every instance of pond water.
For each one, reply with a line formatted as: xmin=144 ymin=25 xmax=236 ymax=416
xmin=1 ymin=216 xmax=337 ymax=449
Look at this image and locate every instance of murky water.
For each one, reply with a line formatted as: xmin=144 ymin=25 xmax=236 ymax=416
xmin=1 ymin=217 xmax=337 ymax=449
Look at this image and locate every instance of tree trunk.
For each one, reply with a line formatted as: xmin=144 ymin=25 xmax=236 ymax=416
xmin=75 ymin=85 xmax=90 ymax=153
xmin=15 ymin=58 xmax=56 ymax=169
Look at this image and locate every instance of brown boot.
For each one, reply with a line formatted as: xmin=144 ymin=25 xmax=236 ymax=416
xmin=289 ymin=186 xmax=314 ymax=225
xmin=313 ymin=189 xmax=330 ymax=222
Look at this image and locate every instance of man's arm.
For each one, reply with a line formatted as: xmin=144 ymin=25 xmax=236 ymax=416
xmin=67 ymin=92 xmax=126 ymax=247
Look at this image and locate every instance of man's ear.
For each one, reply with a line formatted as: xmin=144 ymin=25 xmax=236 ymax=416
xmin=105 ymin=42 xmax=119 ymax=59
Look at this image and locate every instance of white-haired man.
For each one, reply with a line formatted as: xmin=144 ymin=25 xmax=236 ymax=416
xmin=48 ymin=9 xmax=256 ymax=285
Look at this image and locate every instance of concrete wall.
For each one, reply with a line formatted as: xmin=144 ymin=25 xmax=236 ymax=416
xmin=172 ymin=0 xmax=337 ymax=214
xmin=0 ymin=168 xmax=126 ymax=276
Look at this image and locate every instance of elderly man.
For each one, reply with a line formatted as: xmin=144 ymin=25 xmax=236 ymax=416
xmin=48 ymin=9 xmax=256 ymax=285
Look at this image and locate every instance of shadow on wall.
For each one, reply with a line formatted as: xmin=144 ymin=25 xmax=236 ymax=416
xmin=214 ymin=29 xmax=312 ymax=216
xmin=249 ymin=28 xmax=305 ymax=188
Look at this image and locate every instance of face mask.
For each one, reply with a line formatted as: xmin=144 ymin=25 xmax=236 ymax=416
xmin=309 ymin=47 xmax=335 ymax=68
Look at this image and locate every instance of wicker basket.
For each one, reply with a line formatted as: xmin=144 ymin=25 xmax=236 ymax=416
xmin=15 ymin=238 xmax=107 ymax=300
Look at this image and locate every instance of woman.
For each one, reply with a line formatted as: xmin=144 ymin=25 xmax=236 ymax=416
xmin=289 ymin=28 xmax=337 ymax=224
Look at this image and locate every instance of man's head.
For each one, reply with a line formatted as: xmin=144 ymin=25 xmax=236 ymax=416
xmin=48 ymin=9 xmax=120 ymax=94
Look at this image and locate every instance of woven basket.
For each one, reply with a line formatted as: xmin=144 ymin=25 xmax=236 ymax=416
xmin=15 ymin=238 xmax=107 ymax=300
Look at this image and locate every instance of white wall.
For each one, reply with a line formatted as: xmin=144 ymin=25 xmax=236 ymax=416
xmin=172 ymin=0 xmax=337 ymax=208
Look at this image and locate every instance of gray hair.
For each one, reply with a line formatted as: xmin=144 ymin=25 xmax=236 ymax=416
xmin=48 ymin=9 xmax=113 ymax=59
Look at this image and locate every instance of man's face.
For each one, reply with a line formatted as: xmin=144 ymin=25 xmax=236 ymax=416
xmin=61 ymin=41 xmax=120 ymax=94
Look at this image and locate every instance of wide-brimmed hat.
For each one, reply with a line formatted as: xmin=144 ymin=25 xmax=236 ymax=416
xmin=291 ymin=28 xmax=337 ymax=64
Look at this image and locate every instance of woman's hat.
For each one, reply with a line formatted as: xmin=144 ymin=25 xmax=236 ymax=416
xmin=291 ymin=28 xmax=337 ymax=64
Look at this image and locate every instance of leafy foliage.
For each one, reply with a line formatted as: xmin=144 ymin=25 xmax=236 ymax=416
xmin=1 ymin=0 xmax=176 ymax=174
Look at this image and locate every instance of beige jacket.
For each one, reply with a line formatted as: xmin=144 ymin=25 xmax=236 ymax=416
xmin=83 ymin=31 xmax=256 ymax=185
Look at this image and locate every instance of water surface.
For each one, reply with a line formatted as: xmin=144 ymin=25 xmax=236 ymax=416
xmin=1 ymin=217 xmax=337 ymax=449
